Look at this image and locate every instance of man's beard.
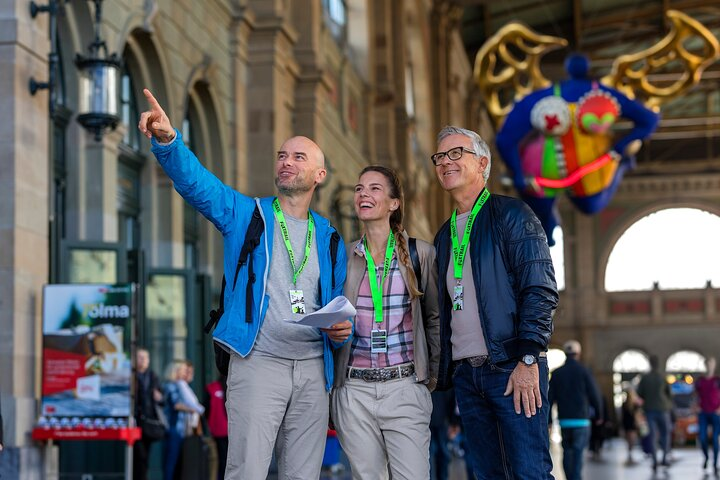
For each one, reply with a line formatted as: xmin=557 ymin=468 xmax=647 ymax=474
xmin=275 ymin=175 xmax=313 ymax=196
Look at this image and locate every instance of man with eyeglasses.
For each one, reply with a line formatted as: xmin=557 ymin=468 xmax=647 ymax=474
xmin=432 ymin=125 xmax=559 ymax=479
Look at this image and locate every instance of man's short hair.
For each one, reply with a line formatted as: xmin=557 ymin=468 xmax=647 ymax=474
xmin=563 ymin=340 xmax=581 ymax=356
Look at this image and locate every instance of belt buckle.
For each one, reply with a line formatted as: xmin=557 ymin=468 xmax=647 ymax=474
xmin=467 ymin=356 xmax=488 ymax=368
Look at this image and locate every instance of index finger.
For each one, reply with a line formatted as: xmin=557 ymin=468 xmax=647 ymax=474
xmin=143 ymin=88 xmax=163 ymax=111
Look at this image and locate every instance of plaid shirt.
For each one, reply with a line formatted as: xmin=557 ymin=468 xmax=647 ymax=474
xmin=349 ymin=242 xmax=414 ymax=368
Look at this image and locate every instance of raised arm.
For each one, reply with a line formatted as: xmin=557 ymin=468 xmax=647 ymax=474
xmin=138 ymin=89 xmax=252 ymax=235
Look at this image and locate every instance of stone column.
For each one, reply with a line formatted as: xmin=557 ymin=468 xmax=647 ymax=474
xmin=0 ymin=0 xmax=50 ymax=477
xmin=245 ymin=0 xmax=300 ymax=198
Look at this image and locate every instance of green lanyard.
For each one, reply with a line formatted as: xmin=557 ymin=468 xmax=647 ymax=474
xmin=364 ymin=233 xmax=396 ymax=324
xmin=272 ymin=198 xmax=314 ymax=285
xmin=450 ymin=189 xmax=490 ymax=281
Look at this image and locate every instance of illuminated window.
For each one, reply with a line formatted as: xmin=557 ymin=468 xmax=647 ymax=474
xmin=605 ymin=208 xmax=720 ymax=291
xmin=613 ymin=349 xmax=651 ymax=373
xmin=549 ymin=226 xmax=565 ymax=291
xmin=666 ymin=350 xmax=705 ymax=373
xmin=323 ymin=0 xmax=347 ymax=41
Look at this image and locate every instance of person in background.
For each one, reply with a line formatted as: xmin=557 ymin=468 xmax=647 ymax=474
xmin=331 ymin=165 xmax=440 ymax=479
xmin=432 ymin=125 xmax=558 ymax=479
xmin=621 ymin=386 xmax=643 ymax=465
xmin=548 ymin=340 xmax=602 ymax=480
xmin=695 ymin=356 xmax=720 ymax=474
xmin=178 ymin=360 xmax=205 ymax=436
xmin=205 ymin=375 xmax=229 ymax=480
xmin=589 ymin=395 xmax=611 ymax=461
xmin=133 ymin=348 xmax=164 ymax=480
xmin=637 ymin=354 xmax=673 ymax=472
xmin=163 ymin=360 xmax=204 ymax=480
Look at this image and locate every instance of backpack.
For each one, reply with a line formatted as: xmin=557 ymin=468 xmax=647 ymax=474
xmin=204 ymin=205 xmax=341 ymax=376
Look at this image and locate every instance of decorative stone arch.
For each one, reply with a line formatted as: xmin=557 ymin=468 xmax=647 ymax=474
xmin=597 ymin=199 xmax=720 ymax=291
xmin=120 ymin=28 xmax=175 ymax=122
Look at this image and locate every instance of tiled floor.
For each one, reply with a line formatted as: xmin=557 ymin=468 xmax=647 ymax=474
xmin=309 ymin=438 xmax=715 ymax=479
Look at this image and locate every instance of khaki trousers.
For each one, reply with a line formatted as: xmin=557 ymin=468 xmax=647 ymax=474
xmin=331 ymin=375 xmax=432 ymax=480
xmin=225 ymin=353 xmax=328 ymax=480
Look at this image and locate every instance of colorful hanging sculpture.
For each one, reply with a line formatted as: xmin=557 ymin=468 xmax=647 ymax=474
xmin=475 ymin=10 xmax=720 ymax=245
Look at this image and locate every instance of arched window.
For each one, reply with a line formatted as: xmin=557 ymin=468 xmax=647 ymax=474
xmin=120 ymin=66 xmax=141 ymax=151
xmin=605 ymin=208 xmax=720 ymax=291
xmin=612 ymin=349 xmax=651 ymax=408
xmin=666 ymin=350 xmax=705 ymax=373
xmin=549 ymin=227 xmax=565 ymax=291
xmin=183 ymin=99 xmax=200 ymax=270
xmin=613 ymin=349 xmax=651 ymax=373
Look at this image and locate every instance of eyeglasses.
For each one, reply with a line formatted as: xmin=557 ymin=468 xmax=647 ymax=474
xmin=430 ymin=146 xmax=476 ymax=166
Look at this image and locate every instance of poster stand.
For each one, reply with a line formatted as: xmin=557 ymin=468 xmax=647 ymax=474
xmin=37 ymin=284 xmax=139 ymax=479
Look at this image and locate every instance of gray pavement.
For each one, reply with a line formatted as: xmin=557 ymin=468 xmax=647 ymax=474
xmin=313 ymin=437 xmax=715 ymax=479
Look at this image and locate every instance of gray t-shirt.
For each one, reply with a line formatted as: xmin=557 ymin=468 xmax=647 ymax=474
xmin=447 ymin=211 xmax=489 ymax=360
xmin=253 ymin=213 xmax=323 ymax=359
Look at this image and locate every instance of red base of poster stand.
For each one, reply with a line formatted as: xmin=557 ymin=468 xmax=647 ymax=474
xmin=32 ymin=427 xmax=142 ymax=445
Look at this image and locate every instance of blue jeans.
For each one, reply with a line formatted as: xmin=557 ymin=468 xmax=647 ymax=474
xmin=454 ymin=357 xmax=554 ymax=479
xmin=645 ymin=410 xmax=671 ymax=466
xmin=560 ymin=426 xmax=590 ymax=480
xmin=698 ymin=412 xmax=720 ymax=467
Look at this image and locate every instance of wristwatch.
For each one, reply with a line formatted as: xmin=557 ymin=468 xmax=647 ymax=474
xmin=521 ymin=354 xmax=537 ymax=366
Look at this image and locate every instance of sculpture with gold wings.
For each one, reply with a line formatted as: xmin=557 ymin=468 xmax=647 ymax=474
xmin=476 ymin=10 xmax=719 ymax=245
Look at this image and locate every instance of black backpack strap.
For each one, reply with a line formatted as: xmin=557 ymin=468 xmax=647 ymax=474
xmin=408 ymin=237 xmax=426 ymax=323
xmin=204 ymin=205 xmax=264 ymax=334
xmin=239 ymin=206 xmax=264 ymax=323
xmin=204 ymin=276 xmax=227 ymax=334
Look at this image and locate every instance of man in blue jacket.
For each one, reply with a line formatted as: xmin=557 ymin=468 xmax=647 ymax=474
xmin=432 ymin=125 xmax=558 ymax=479
xmin=139 ymin=89 xmax=352 ymax=479
xmin=548 ymin=340 xmax=602 ymax=480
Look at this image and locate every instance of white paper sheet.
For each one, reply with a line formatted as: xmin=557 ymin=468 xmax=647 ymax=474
xmin=291 ymin=295 xmax=356 ymax=329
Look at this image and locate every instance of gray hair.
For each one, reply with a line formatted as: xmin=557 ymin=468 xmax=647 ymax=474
xmin=437 ymin=125 xmax=492 ymax=182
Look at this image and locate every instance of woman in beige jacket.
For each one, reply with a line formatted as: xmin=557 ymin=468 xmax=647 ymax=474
xmin=331 ymin=165 xmax=440 ymax=480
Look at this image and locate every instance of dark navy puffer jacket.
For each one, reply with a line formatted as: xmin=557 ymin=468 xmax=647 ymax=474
xmin=434 ymin=193 xmax=558 ymax=390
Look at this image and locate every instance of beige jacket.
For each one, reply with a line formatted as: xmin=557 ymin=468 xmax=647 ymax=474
xmin=333 ymin=231 xmax=440 ymax=390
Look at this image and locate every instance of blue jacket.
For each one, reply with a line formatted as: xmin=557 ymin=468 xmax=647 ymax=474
xmin=151 ymin=132 xmax=348 ymax=391
xmin=433 ymin=193 xmax=558 ymax=390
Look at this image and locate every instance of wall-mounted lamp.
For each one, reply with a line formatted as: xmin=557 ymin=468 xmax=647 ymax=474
xmin=75 ymin=0 xmax=122 ymax=141
xmin=30 ymin=0 xmax=121 ymax=141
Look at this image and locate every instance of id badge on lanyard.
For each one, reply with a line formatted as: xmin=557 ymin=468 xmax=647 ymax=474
xmin=453 ymin=283 xmax=464 ymax=311
xmin=371 ymin=329 xmax=388 ymax=353
xmin=289 ymin=289 xmax=306 ymax=315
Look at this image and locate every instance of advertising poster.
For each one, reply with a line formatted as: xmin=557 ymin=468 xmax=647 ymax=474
xmin=41 ymin=284 xmax=134 ymax=418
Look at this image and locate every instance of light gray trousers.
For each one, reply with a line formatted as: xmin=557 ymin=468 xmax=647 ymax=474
xmin=331 ymin=375 xmax=432 ymax=480
xmin=225 ymin=353 xmax=328 ymax=480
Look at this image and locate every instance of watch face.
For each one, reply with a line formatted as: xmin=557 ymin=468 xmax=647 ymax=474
xmin=523 ymin=354 xmax=536 ymax=365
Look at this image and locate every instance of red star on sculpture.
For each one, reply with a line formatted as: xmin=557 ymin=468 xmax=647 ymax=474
xmin=544 ymin=114 xmax=560 ymax=130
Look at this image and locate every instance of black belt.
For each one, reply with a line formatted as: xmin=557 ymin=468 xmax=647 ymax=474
xmin=456 ymin=355 xmax=489 ymax=368
xmin=456 ymin=352 xmax=548 ymax=369
xmin=347 ymin=364 xmax=415 ymax=382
